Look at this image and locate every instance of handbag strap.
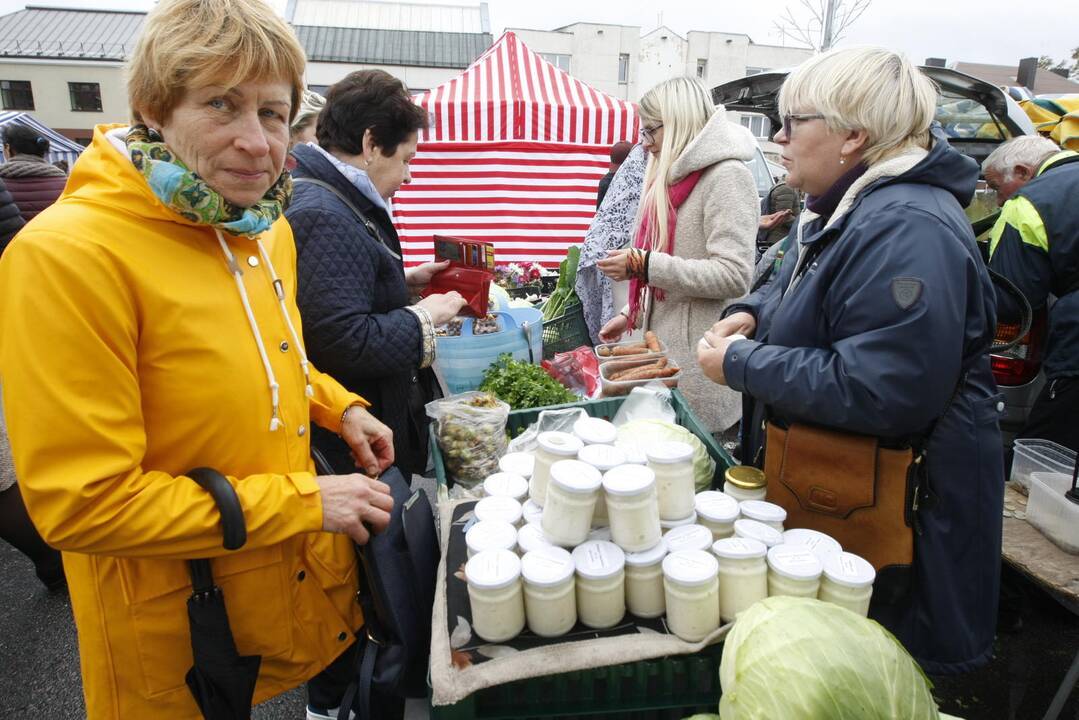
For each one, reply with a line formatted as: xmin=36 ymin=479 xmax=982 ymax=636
xmin=292 ymin=177 xmax=402 ymax=261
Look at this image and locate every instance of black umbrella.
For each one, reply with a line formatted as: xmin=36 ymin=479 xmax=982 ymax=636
xmin=183 ymin=467 xmax=262 ymax=720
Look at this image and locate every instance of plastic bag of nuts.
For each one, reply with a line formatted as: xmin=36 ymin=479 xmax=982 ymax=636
xmin=425 ymin=391 xmax=510 ymax=488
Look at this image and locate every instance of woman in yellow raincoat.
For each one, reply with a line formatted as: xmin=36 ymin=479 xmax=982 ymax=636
xmin=0 ymin=0 xmax=398 ymax=716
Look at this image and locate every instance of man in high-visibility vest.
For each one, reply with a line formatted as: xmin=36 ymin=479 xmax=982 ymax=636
xmin=983 ymin=136 xmax=1079 ymax=452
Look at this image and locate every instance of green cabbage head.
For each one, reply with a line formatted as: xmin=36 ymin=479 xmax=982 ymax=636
xmin=719 ymin=597 xmax=942 ymax=720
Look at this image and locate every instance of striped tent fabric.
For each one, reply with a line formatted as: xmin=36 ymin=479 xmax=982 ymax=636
xmin=395 ymin=31 xmax=639 ymax=267
xmin=0 ymin=111 xmax=84 ymax=167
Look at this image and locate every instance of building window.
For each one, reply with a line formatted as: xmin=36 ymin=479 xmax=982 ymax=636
xmin=740 ymin=114 xmax=771 ymax=140
xmin=69 ymin=82 xmax=102 ymax=112
xmin=618 ymin=53 xmax=630 ymax=83
xmin=1 ymin=80 xmax=34 ymax=110
xmin=540 ymin=53 xmax=571 ymax=72
xmin=696 ymin=59 xmax=708 ymax=79
xmin=745 ymin=66 xmax=768 ymax=77
xmin=307 ymin=84 xmax=330 ymax=96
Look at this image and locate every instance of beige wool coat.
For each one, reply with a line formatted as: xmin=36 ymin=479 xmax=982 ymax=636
xmin=642 ymin=112 xmax=760 ymax=432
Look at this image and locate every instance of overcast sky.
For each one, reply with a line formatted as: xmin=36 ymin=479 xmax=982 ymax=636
xmin=0 ymin=0 xmax=1075 ymax=68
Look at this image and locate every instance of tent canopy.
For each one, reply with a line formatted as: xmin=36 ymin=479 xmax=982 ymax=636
xmin=0 ymin=112 xmax=84 ymax=166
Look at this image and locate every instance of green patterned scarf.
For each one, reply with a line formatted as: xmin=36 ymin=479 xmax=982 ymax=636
xmin=125 ymin=124 xmax=291 ymax=237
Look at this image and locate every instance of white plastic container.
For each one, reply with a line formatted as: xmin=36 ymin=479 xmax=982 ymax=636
xmin=616 ymin=440 xmax=649 ymax=465
xmin=623 ymin=539 xmax=668 ymax=619
xmin=782 ymin=528 xmax=843 ymax=562
xmin=647 ymin=441 xmax=697 ymax=521
xmin=571 ymin=541 xmax=626 ymax=629
xmin=712 ymin=537 xmax=769 ymax=622
xmin=1026 ymin=471 xmax=1079 ymax=554
xmin=663 ymin=524 xmax=714 ymax=554
xmin=465 ymin=549 xmax=525 ymax=642
xmin=541 ymin=460 xmax=602 ymax=547
xmin=578 ymin=444 xmax=627 ymax=526
xmin=1010 ymin=438 xmax=1075 ymax=493
xmin=587 ymin=526 xmax=613 ymax=543
xmin=522 ymin=499 xmax=543 ymax=526
xmin=465 ymin=519 xmax=518 ymax=558
xmin=516 ymin=522 xmax=555 ymax=555
xmin=602 ymin=464 xmax=661 ymax=552
xmin=694 ymin=491 xmax=740 ymax=541
xmin=531 ymin=431 xmax=584 ymax=506
xmin=521 ymin=546 xmax=577 ymax=637
xmin=573 ymin=416 xmax=618 ymax=446
xmin=723 ymin=465 xmax=767 ymax=502
xmin=475 ymin=495 xmax=523 ymax=527
xmin=819 ymin=551 xmax=876 ymax=616
xmin=734 ymin=518 xmax=783 ymax=548
xmin=661 ymin=512 xmax=698 ymax=534
xmin=767 ymin=543 xmax=823 ymax=598
xmin=662 ymin=550 xmax=720 ymax=642
xmin=484 ymin=472 xmax=529 ymax=502
xmin=600 ymin=356 xmax=682 ymax=396
xmin=738 ymin=500 xmax=787 ymax=532
xmin=499 ymin=452 xmax=535 ymax=479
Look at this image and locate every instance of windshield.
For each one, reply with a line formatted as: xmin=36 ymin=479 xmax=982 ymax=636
xmin=745 ymin=148 xmax=775 ymax=198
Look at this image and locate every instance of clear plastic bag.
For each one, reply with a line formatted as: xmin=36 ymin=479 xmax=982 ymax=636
xmin=612 ymin=382 xmax=676 ymax=426
xmin=426 ymin=392 xmax=510 ymax=488
xmin=506 ymin=407 xmax=588 ymax=454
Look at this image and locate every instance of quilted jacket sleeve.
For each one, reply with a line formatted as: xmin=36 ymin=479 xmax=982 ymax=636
xmin=0 ymin=178 xmax=26 ymax=256
xmin=289 ymin=205 xmax=424 ymax=383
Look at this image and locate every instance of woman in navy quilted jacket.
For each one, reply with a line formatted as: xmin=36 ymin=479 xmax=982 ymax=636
xmin=0 ymin=124 xmax=67 ymax=223
xmin=287 ymin=70 xmax=466 ymax=477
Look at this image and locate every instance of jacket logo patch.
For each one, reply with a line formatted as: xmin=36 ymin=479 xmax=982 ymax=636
xmin=891 ymin=278 xmax=923 ymax=310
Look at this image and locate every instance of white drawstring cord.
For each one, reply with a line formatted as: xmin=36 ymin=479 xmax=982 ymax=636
xmin=256 ymin=240 xmax=314 ymax=398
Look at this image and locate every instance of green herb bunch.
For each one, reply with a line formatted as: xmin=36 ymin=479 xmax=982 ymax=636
xmin=479 ymin=354 xmax=577 ymax=410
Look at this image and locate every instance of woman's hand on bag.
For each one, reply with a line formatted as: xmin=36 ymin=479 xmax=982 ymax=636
xmin=341 ymin=405 xmax=395 ymax=476
xmin=416 ymin=291 xmax=467 ymax=326
xmin=405 ymin=260 xmax=450 ymax=291
xmin=708 ymin=312 xmax=757 ymax=340
xmin=599 ymin=313 xmax=628 ymax=343
xmin=697 ymin=330 xmax=738 ymax=386
xmin=597 ymin=249 xmax=632 ymax=281
xmin=317 ymin=473 xmax=394 ymax=545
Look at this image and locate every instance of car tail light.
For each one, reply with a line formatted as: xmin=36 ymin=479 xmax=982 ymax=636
xmin=991 ymin=308 xmax=1047 ymax=386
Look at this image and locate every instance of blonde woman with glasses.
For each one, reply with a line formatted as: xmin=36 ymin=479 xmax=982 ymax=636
xmin=598 ymin=77 xmax=759 ymax=434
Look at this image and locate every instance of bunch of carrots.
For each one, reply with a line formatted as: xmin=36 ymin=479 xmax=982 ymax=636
xmin=606 ymin=357 xmax=678 ymax=382
xmin=597 ymin=331 xmax=662 ymax=357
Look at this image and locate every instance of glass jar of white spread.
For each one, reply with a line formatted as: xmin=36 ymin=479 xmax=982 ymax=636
xmin=499 ymin=452 xmax=535 ymax=479
xmin=782 ymin=528 xmax=843 ymax=563
xmin=661 ymin=512 xmax=698 ymax=534
xmin=483 ymin=472 xmax=529 ymax=503
xmin=647 ymin=441 xmax=696 ymax=521
xmin=602 ymin=464 xmax=661 ymax=552
xmin=516 ymin=522 xmax=554 ymax=555
xmin=571 ymin=540 xmax=626 ymax=629
xmin=623 ymin=538 xmax=668 ymax=619
xmin=819 ymin=551 xmax=876 ymax=617
xmin=662 ymin=550 xmax=720 ymax=642
xmin=711 ymin=537 xmax=768 ymax=622
xmin=723 ymin=466 xmax=767 ymax=502
xmin=475 ymin=495 xmax=523 ymax=527
xmin=541 ymin=459 xmax=602 ymax=547
xmin=587 ymin=526 xmax=613 ymax=543
xmin=694 ymin=491 xmax=740 ymax=541
xmin=766 ymin=543 xmax=823 ymax=598
xmin=522 ymin=499 xmax=544 ymax=526
xmin=521 ymin=546 xmax=577 ymax=637
xmin=578 ymin=444 xmax=626 ymax=527
xmin=738 ymin=500 xmax=787 ymax=532
xmin=531 ymin=432 xmax=584 ymax=506
xmin=734 ymin=518 xmax=783 ymax=548
xmin=573 ymin=416 xmax=618 ymax=446
xmin=465 ymin=519 xmax=517 ymax=558
xmin=465 ymin=549 xmax=525 ymax=642
xmin=663 ymin=524 xmax=714 ymax=554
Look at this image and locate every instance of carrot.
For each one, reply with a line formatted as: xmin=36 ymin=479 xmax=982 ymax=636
xmin=644 ymin=331 xmax=661 ymax=353
xmin=611 ymin=344 xmax=649 ymax=356
xmin=609 ymin=358 xmax=668 ymax=381
xmin=597 ymin=346 xmax=611 ymax=357
xmin=623 ymin=367 xmax=678 ymax=381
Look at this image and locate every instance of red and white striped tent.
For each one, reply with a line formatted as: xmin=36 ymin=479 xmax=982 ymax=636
xmin=394 ymin=31 xmax=639 ymax=267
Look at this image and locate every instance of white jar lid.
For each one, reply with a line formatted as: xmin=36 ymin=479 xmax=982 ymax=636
xmin=571 ymin=540 xmax=625 ymax=579
xmin=521 ymin=545 xmax=575 ymax=587
xmin=663 ymin=524 xmax=714 ymax=553
xmin=465 ymin=548 xmax=522 ymax=589
xmin=522 ymin=499 xmax=544 ymax=526
xmin=484 ymin=472 xmax=529 ymax=500
xmin=766 ymin=543 xmax=823 ymax=581
xmin=661 ymin=511 xmax=698 ymax=530
xmin=662 ymin=549 xmax=719 ymax=586
xmin=734 ymin=518 xmax=783 ymax=547
xmin=694 ymin=491 xmax=740 ymax=523
xmin=587 ymin=526 xmax=613 ymax=543
xmin=537 ymin=431 xmax=584 ymax=457
xmin=645 ymin=440 xmax=695 ymax=464
xmin=516 ymin=522 xmax=555 ymax=554
xmin=615 ymin=440 xmax=649 ymax=465
xmin=782 ymin=528 xmax=843 ymax=561
xmin=475 ymin=495 xmax=523 ymax=525
xmin=739 ymin=500 xmax=787 ymax=525
xmin=465 ymin=520 xmax=518 ymax=555
xmin=822 ymin=551 xmax=876 ymax=589
xmin=578 ymin=444 xmax=627 ymax=472
xmin=711 ymin=536 xmax=767 ymax=560
xmin=499 ymin=452 xmax=535 ymax=479
xmin=602 ymin=464 xmax=656 ymax=496
xmin=624 ymin=537 xmax=668 ymax=567
xmin=549 ymin=459 xmax=602 ymax=494
xmin=573 ymin=416 xmax=618 ymax=445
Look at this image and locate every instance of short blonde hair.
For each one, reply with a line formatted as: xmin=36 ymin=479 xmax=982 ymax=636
xmin=127 ymin=0 xmax=306 ymax=124
xmin=779 ymin=47 xmax=938 ymax=165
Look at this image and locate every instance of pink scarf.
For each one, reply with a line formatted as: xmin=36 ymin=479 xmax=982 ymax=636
xmin=626 ymin=170 xmax=702 ymax=328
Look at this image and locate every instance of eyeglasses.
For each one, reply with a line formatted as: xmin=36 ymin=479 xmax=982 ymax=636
xmin=781 ymin=113 xmax=825 ymax=138
xmin=639 ymin=123 xmax=663 ymax=143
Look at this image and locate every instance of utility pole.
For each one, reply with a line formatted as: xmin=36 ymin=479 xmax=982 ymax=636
xmin=821 ymin=0 xmax=837 ymax=51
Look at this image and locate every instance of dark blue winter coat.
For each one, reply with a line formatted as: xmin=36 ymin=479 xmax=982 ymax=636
xmin=723 ymin=139 xmax=1005 ymax=675
xmin=287 ymin=144 xmax=436 ymax=475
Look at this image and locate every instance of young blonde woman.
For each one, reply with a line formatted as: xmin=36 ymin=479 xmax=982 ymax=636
xmin=598 ymin=77 xmax=759 ymax=433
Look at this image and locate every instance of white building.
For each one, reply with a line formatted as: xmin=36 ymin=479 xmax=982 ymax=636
xmin=509 ymin=23 xmax=640 ymax=101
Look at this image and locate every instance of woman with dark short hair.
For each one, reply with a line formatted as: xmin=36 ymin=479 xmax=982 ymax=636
xmin=0 ymin=123 xmax=67 ymax=222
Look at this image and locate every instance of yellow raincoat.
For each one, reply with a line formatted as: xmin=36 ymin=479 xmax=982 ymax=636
xmin=0 ymin=125 xmax=369 ymax=718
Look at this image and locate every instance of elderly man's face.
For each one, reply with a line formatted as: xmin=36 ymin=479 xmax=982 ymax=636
xmin=984 ymin=165 xmax=1035 ymax=206
xmin=143 ymin=79 xmax=292 ymax=208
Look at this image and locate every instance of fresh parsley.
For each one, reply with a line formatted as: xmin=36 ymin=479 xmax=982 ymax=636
xmin=478 ymin=354 xmax=577 ymax=410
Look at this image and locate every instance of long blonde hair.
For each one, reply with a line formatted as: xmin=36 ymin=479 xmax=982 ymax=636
xmin=635 ymin=77 xmax=715 ymax=251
